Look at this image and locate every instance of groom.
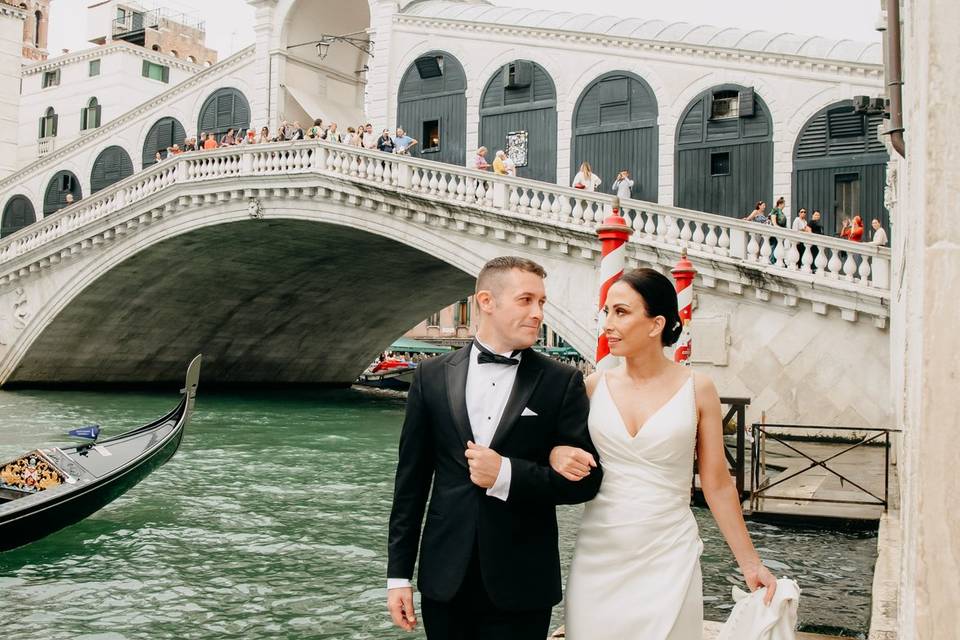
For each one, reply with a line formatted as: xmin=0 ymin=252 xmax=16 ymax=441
xmin=387 ymin=256 xmax=603 ymax=639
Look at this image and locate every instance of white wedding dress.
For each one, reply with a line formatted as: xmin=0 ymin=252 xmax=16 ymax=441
xmin=565 ymin=371 xmax=704 ymax=640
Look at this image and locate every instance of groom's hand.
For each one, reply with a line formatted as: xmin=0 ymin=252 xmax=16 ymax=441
xmin=387 ymin=586 xmax=417 ymax=631
xmin=465 ymin=441 xmax=502 ymax=488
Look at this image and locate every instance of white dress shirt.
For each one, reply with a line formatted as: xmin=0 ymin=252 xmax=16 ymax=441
xmin=792 ymin=217 xmax=808 ymax=232
xmin=387 ymin=339 xmax=519 ymax=590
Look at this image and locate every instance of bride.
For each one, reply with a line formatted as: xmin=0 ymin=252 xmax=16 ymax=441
xmin=550 ymin=268 xmax=777 ymax=639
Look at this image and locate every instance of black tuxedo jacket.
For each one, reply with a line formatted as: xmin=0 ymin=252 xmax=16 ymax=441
xmin=387 ymin=346 xmax=602 ymax=611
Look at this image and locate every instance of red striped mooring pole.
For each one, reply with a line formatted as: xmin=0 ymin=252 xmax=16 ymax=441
xmin=595 ymin=198 xmax=634 ymax=370
xmin=671 ymin=248 xmax=697 ymax=365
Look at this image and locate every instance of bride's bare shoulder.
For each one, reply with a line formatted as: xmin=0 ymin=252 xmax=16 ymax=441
xmin=584 ymin=371 xmax=601 ymax=398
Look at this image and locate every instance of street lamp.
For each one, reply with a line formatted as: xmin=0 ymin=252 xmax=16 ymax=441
xmin=287 ymin=32 xmax=373 ymax=60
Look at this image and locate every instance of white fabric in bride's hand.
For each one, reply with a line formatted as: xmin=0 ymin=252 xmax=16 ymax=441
xmin=716 ymin=578 xmax=800 ymax=640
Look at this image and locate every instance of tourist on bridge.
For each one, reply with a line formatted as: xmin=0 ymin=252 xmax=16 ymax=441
xmin=572 ymin=161 xmax=602 ymax=191
xmin=377 ymin=129 xmax=395 ymax=153
xmin=220 ymin=129 xmax=236 ymax=146
xmin=493 ymin=150 xmax=508 ymax=175
xmin=306 ymin=119 xmax=324 ymax=140
xmin=744 ymin=200 xmax=770 ymax=224
xmin=849 ymin=215 xmax=865 ymax=242
xmin=387 ymin=256 xmax=602 ymax=639
xmin=393 ymin=127 xmax=418 ymax=155
xmin=792 ymin=207 xmax=808 ymax=232
xmin=870 ymin=219 xmax=888 ymax=246
xmin=768 ymin=198 xmax=788 ymax=264
xmin=202 ymin=133 xmax=217 ymax=150
xmin=363 ymin=123 xmax=378 ymax=149
xmin=289 ymin=122 xmax=305 ymax=140
xmin=326 ymin=122 xmax=341 ymax=143
xmin=473 ymin=146 xmax=491 ymax=171
xmin=612 ymin=170 xmax=634 ymax=200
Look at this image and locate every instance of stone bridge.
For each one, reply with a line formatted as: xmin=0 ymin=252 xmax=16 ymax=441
xmin=0 ymin=142 xmax=891 ymax=426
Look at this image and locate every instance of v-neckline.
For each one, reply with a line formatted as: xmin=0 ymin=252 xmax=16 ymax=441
xmin=602 ymin=373 xmax=692 ymax=440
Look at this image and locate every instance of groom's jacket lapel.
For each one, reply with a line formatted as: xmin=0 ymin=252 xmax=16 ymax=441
xmin=490 ymin=350 xmax=543 ymax=452
xmin=444 ymin=346 xmax=473 ymax=449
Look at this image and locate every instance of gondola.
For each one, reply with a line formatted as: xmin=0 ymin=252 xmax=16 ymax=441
xmin=0 ymin=355 xmax=202 ymax=552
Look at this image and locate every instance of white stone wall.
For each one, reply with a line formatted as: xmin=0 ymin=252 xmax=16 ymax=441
xmin=0 ymin=46 xmax=255 ymax=218
xmin=890 ymin=1 xmax=960 ymax=638
xmin=690 ymin=289 xmax=890 ymax=430
xmin=18 ymin=44 xmax=202 ymax=168
xmin=373 ymin=15 xmax=883 ymax=217
xmin=0 ymin=6 xmax=25 ymax=180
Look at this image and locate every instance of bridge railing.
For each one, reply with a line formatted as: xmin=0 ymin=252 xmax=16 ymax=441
xmin=0 ymin=140 xmax=892 ymax=295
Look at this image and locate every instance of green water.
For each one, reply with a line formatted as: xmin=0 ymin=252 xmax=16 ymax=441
xmin=0 ymin=388 xmax=875 ymax=638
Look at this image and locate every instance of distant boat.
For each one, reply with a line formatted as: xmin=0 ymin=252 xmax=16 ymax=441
xmin=356 ymin=359 xmax=417 ymax=391
xmin=0 ymin=355 xmax=202 ymax=553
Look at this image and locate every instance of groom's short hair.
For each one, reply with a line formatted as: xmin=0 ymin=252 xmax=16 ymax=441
xmin=476 ymin=256 xmax=547 ymax=294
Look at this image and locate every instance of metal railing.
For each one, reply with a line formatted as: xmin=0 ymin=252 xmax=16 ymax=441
xmin=694 ymin=396 xmax=750 ymax=499
xmin=749 ymin=423 xmax=901 ymax=512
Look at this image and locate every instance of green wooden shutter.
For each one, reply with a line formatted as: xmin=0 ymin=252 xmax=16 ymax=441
xmin=51 ymin=113 xmax=58 ymax=136
xmin=739 ymin=87 xmax=755 ymax=118
xmin=161 ymin=66 xmax=169 ymax=83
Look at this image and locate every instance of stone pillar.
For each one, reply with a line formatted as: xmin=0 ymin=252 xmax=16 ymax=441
xmin=0 ymin=6 xmax=25 ymax=180
xmin=366 ymin=1 xmax=399 ymax=127
xmin=891 ymin=1 xmax=960 ymax=638
xmin=248 ymin=0 xmax=279 ymax=130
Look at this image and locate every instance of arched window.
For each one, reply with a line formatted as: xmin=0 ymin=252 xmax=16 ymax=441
xmin=151 ymin=44 xmax=161 ymax=52
xmin=43 ymin=170 xmax=82 ymax=214
xmin=38 ymin=106 xmax=57 ymax=138
xmin=197 ymin=88 xmax=250 ymax=140
xmin=571 ymin=71 xmax=659 ymax=202
xmin=1 ymin=195 xmax=36 ymax=238
xmin=793 ymin=100 xmax=890 ymax=236
xmin=675 ymin=84 xmax=773 ymax=218
xmin=142 ymin=116 xmax=186 ymax=167
xmin=187 ymin=55 xmax=196 ymax=64
xmin=90 ymin=146 xmax=133 ymax=193
xmin=81 ymin=97 xmax=101 ymax=131
xmin=169 ymin=50 xmax=178 ymax=58
xmin=34 ymin=11 xmax=41 ymax=47
xmin=479 ymin=60 xmax=557 ymax=182
xmin=396 ymin=51 xmax=467 ymax=166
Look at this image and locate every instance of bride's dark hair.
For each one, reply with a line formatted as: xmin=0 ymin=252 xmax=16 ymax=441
xmin=616 ymin=268 xmax=683 ymax=347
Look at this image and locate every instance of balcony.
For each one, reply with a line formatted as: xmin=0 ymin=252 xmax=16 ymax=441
xmin=37 ymin=137 xmax=55 ymax=158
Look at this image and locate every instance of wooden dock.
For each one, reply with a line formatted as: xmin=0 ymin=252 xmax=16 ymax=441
xmin=692 ymin=430 xmax=897 ymax=527
xmin=742 ymin=437 xmax=897 ymax=527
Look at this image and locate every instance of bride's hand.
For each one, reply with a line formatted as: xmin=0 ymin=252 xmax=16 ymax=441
xmin=549 ymin=446 xmax=597 ymax=482
xmin=741 ymin=559 xmax=778 ymax=606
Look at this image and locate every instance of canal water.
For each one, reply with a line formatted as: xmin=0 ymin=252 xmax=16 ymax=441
xmin=0 ymin=387 xmax=876 ymax=638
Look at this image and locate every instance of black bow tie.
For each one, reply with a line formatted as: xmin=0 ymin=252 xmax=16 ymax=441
xmin=474 ymin=341 xmax=522 ymax=366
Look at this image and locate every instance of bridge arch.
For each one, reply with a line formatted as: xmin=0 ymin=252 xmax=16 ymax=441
xmin=42 ymin=170 xmax=82 ymax=215
xmin=571 ymin=71 xmax=659 ymax=202
xmin=0 ymin=196 xmax=594 ymax=387
xmin=1 ymin=195 xmax=36 ymax=238
xmin=90 ymin=146 xmax=134 ymax=194
xmin=197 ymin=88 xmax=251 ymax=140
xmin=142 ymin=116 xmax=187 ymax=167
xmin=479 ymin=59 xmax=557 ymax=183
xmin=674 ymin=84 xmax=774 ymax=218
xmin=397 ymin=50 xmax=467 ymax=166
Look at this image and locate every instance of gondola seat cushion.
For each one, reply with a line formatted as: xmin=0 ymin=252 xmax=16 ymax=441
xmin=0 ymin=451 xmax=64 ymax=493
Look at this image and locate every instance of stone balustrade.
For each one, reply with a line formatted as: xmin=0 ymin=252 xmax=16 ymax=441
xmin=0 ymin=140 xmax=891 ymax=303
